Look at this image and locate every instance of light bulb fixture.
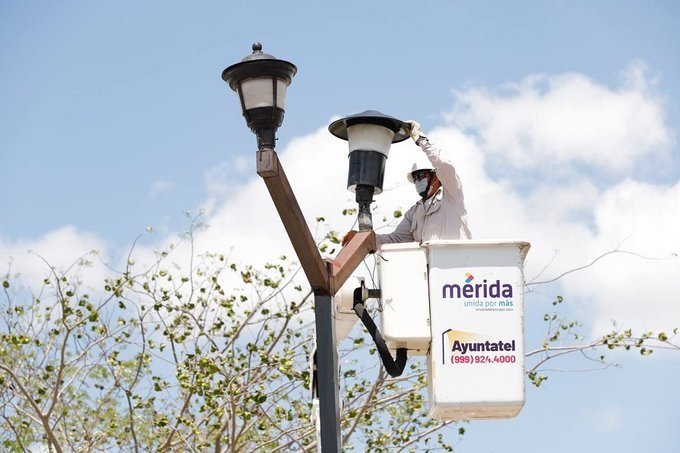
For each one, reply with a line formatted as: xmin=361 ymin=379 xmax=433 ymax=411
xmin=222 ymin=43 xmax=297 ymax=149
xmin=329 ymin=110 xmax=408 ymax=230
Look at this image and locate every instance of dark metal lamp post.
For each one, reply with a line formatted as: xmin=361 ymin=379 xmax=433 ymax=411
xmin=222 ymin=43 xmax=402 ymax=452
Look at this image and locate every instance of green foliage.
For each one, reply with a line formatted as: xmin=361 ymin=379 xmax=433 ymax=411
xmin=2 ymin=215 xmax=677 ymax=451
xmin=525 ymin=294 xmax=678 ymax=388
xmin=0 ymin=225 xmax=460 ymax=451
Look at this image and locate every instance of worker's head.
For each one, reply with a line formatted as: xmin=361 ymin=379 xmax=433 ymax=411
xmin=407 ymin=159 xmax=440 ymax=199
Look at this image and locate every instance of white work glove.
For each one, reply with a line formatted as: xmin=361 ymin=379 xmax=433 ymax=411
xmin=405 ymin=120 xmax=428 ymax=145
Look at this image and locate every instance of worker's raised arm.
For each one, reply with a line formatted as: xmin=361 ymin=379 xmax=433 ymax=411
xmin=406 ymin=120 xmax=465 ymax=203
xmin=421 ymin=139 xmax=464 ymax=202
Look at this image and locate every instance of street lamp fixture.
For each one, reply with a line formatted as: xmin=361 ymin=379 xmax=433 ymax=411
xmin=222 ymin=42 xmax=297 ymax=150
xmin=222 ymin=44 xmax=382 ymax=452
xmin=329 ymin=110 xmax=408 ymax=230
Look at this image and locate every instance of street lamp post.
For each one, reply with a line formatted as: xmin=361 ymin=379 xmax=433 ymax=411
xmin=222 ymin=43 xmax=405 ymax=451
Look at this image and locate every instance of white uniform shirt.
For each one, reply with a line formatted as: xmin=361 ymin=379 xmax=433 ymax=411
xmin=376 ymin=139 xmax=472 ymax=246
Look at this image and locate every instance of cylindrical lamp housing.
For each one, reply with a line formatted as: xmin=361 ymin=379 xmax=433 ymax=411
xmin=329 ymin=110 xmax=409 ymax=194
xmin=346 ymin=124 xmax=394 ymax=194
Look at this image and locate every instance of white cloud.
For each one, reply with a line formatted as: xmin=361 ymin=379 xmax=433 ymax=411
xmin=203 ymin=155 xmax=252 ymax=201
xmin=566 ymin=180 xmax=680 ymax=333
xmin=446 ymin=62 xmax=673 ymax=174
xmin=203 ymin=162 xmax=232 ymax=200
xmin=187 ymin=122 xmax=674 ymax=337
xmin=148 ymin=178 xmax=175 ymax=199
xmin=0 ymin=226 xmax=109 ymax=290
xmin=438 ymin=63 xmax=679 ymax=335
xmin=4 ymin=63 xmax=678 ymax=339
xmin=190 ymin=126 xmax=353 ymax=268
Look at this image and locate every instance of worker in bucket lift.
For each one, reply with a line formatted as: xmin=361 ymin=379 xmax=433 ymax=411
xmin=342 ymin=120 xmax=472 ymax=247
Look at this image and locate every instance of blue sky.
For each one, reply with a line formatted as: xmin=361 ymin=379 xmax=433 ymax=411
xmin=2 ymin=1 xmax=679 ymax=451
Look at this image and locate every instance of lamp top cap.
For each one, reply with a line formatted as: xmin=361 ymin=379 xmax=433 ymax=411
xmin=328 ymin=110 xmax=410 ymax=143
xmin=222 ymin=42 xmax=297 ymax=91
xmin=240 ymin=42 xmax=275 ymax=62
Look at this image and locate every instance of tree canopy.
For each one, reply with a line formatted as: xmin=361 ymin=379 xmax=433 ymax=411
xmin=0 ymin=218 xmax=677 ymax=451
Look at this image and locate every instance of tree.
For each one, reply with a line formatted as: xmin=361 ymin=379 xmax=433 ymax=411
xmin=0 ymin=217 xmax=677 ymax=451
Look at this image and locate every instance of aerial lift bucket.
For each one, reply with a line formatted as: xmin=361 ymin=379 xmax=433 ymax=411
xmin=378 ymin=240 xmax=531 ymax=419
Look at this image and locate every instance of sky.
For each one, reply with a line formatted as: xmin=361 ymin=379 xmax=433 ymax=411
xmin=1 ymin=1 xmax=680 ymax=451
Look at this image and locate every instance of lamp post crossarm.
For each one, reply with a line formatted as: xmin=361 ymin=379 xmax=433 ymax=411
xmin=326 ymin=231 xmax=377 ymax=295
xmin=256 ymin=148 xmax=377 ymax=295
xmin=256 ymin=148 xmax=330 ymax=292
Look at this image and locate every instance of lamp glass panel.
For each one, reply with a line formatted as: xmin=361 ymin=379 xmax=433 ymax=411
xmin=240 ymin=77 xmax=288 ymax=110
xmin=347 ymin=124 xmax=394 ymax=157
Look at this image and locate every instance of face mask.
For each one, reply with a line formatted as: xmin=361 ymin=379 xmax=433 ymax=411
xmin=415 ymin=178 xmax=430 ymax=198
